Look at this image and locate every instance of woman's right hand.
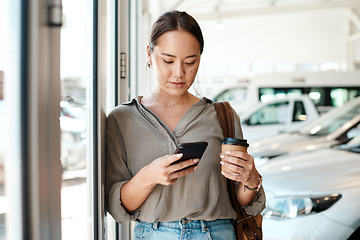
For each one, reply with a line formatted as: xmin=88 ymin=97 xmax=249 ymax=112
xmin=120 ymin=154 xmax=198 ymax=213
xmin=144 ymin=153 xmax=199 ymax=188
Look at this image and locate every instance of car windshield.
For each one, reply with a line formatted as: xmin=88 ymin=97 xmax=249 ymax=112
xmin=214 ymin=87 xmax=247 ymax=103
xmin=298 ymin=97 xmax=360 ymax=136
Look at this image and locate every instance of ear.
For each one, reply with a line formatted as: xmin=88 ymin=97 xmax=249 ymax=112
xmin=146 ymin=44 xmax=153 ymax=66
xmin=146 ymin=44 xmax=151 ymax=59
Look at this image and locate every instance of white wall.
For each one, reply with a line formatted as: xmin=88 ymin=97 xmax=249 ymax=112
xmin=198 ymin=9 xmax=348 ymax=63
xmin=140 ymin=4 xmax=360 ymax=97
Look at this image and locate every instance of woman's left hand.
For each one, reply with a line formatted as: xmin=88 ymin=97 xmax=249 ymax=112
xmin=220 ymin=150 xmax=260 ymax=189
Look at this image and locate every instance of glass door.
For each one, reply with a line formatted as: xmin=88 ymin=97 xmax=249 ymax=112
xmin=60 ymin=0 xmax=93 ymax=239
xmin=0 ymin=0 xmax=7 ymax=236
xmin=1 ymin=0 xmax=24 ymax=239
xmin=60 ymin=0 xmax=118 ymax=239
xmin=1 ymin=0 xmax=133 ymax=238
xmin=0 ymin=66 xmax=6 ymax=240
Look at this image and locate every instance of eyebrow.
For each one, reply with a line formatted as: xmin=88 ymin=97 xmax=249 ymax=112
xmin=160 ymin=53 xmax=198 ymax=58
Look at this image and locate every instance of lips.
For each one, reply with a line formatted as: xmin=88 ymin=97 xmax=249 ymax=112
xmin=169 ymin=82 xmax=186 ymax=88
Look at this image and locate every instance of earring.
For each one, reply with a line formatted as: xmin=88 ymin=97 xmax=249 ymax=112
xmin=147 ymin=59 xmax=152 ymax=67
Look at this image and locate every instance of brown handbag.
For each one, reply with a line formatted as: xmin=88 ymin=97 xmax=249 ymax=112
xmin=214 ymin=102 xmax=263 ymax=240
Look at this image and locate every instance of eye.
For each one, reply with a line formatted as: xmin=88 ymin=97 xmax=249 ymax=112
xmin=185 ymin=61 xmax=196 ymax=66
xmin=163 ymin=59 xmax=173 ymax=64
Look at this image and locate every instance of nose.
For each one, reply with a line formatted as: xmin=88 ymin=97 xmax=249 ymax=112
xmin=173 ymin=62 xmax=185 ymax=79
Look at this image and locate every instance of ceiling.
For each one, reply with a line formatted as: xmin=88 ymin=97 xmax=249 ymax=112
xmin=142 ymin=0 xmax=360 ymax=71
xmin=155 ymin=0 xmax=360 ymax=20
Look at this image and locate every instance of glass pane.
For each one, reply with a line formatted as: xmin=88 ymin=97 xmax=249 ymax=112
xmin=330 ymin=88 xmax=360 ymax=107
xmin=299 ymin=99 xmax=360 ymax=136
xmin=214 ymin=88 xmax=247 ymax=102
xmin=0 ymin=72 xmax=5 ymax=240
xmin=249 ymin=102 xmax=289 ymax=125
xmin=60 ymin=0 xmax=92 ymax=239
xmin=0 ymin=0 xmax=7 ymax=238
xmin=292 ymin=101 xmax=307 ymax=122
xmin=259 ymin=88 xmax=304 ymax=102
xmin=252 ymin=63 xmax=273 ymax=73
xmin=275 ymin=63 xmax=296 ymax=72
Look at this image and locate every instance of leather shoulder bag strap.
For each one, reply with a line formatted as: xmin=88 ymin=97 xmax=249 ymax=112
xmin=213 ymin=102 xmax=240 ymax=210
xmin=214 ymin=102 xmax=262 ymax=240
xmin=214 ymin=102 xmax=235 ymax=139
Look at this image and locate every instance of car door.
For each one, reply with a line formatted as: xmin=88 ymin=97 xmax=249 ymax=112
xmin=242 ymin=100 xmax=291 ymax=141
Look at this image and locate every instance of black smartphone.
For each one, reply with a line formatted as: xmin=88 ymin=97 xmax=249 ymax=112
xmin=171 ymin=141 xmax=208 ymax=166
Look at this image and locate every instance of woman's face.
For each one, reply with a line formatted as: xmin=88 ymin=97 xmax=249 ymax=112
xmin=148 ymin=30 xmax=201 ymax=96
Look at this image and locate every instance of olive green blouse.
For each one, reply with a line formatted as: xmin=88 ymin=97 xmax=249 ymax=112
xmin=106 ymin=97 xmax=265 ymax=223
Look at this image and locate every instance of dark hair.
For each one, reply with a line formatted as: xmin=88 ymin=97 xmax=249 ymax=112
xmin=149 ymin=10 xmax=204 ymax=54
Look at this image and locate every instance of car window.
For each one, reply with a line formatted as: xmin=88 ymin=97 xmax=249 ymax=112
xmin=259 ymin=87 xmax=302 ymax=102
xmin=248 ymin=101 xmax=289 ymax=125
xmin=299 ymin=98 xmax=360 ymax=136
xmin=292 ymin=101 xmax=307 ymax=122
xmin=214 ymin=87 xmax=247 ymax=102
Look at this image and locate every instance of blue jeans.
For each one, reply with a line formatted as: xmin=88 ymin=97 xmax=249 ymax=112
xmin=132 ymin=218 xmax=235 ymax=240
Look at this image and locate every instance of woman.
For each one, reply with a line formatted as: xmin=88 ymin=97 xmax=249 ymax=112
xmin=106 ymin=10 xmax=265 ymax=240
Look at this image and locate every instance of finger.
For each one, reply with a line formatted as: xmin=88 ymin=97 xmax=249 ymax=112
xmin=220 ymin=154 xmax=247 ymax=167
xmin=171 ymin=164 xmax=198 ymax=179
xmin=160 ymin=177 xmax=178 ymax=186
xmin=222 ymin=159 xmax=255 ymax=180
xmin=166 ymin=153 xmax=184 ymax=165
xmin=164 ymin=178 xmax=178 ymax=186
xmin=221 ymin=171 xmax=243 ymax=182
xmin=224 ymin=151 xmax=252 ymax=161
xmin=220 ymin=160 xmax=243 ymax=174
xmin=171 ymin=158 xmax=200 ymax=172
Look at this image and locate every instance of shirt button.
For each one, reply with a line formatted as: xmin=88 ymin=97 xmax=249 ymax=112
xmin=182 ymin=218 xmax=188 ymax=225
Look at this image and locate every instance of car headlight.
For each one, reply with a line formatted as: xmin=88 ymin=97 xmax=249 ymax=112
xmin=263 ymin=194 xmax=342 ymax=220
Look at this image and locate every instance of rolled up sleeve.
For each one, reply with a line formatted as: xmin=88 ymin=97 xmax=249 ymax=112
xmin=242 ymin=186 xmax=266 ymax=216
xmin=105 ymin=109 xmax=139 ymax=223
xmin=107 ymin=181 xmax=139 ymax=222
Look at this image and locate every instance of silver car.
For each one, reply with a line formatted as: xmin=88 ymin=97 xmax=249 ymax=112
xmin=249 ymin=96 xmax=360 ymax=165
xmin=258 ymin=134 xmax=360 ymax=240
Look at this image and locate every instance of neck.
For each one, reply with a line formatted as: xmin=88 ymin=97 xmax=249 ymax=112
xmin=151 ymin=91 xmax=191 ymax=107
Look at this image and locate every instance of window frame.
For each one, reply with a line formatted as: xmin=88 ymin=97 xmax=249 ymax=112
xmin=4 ymin=0 xmax=141 ymax=239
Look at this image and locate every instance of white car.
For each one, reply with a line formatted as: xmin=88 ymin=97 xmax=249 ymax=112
xmin=241 ymin=95 xmax=320 ymax=142
xmin=0 ymin=100 xmax=87 ymax=178
xmin=249 ymin=96 xmax=360 ymax=165
xmin=258 ymin=134 xmax=360 ymax=240
xmin=60 ymin=100 xmax=87 ymax=170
